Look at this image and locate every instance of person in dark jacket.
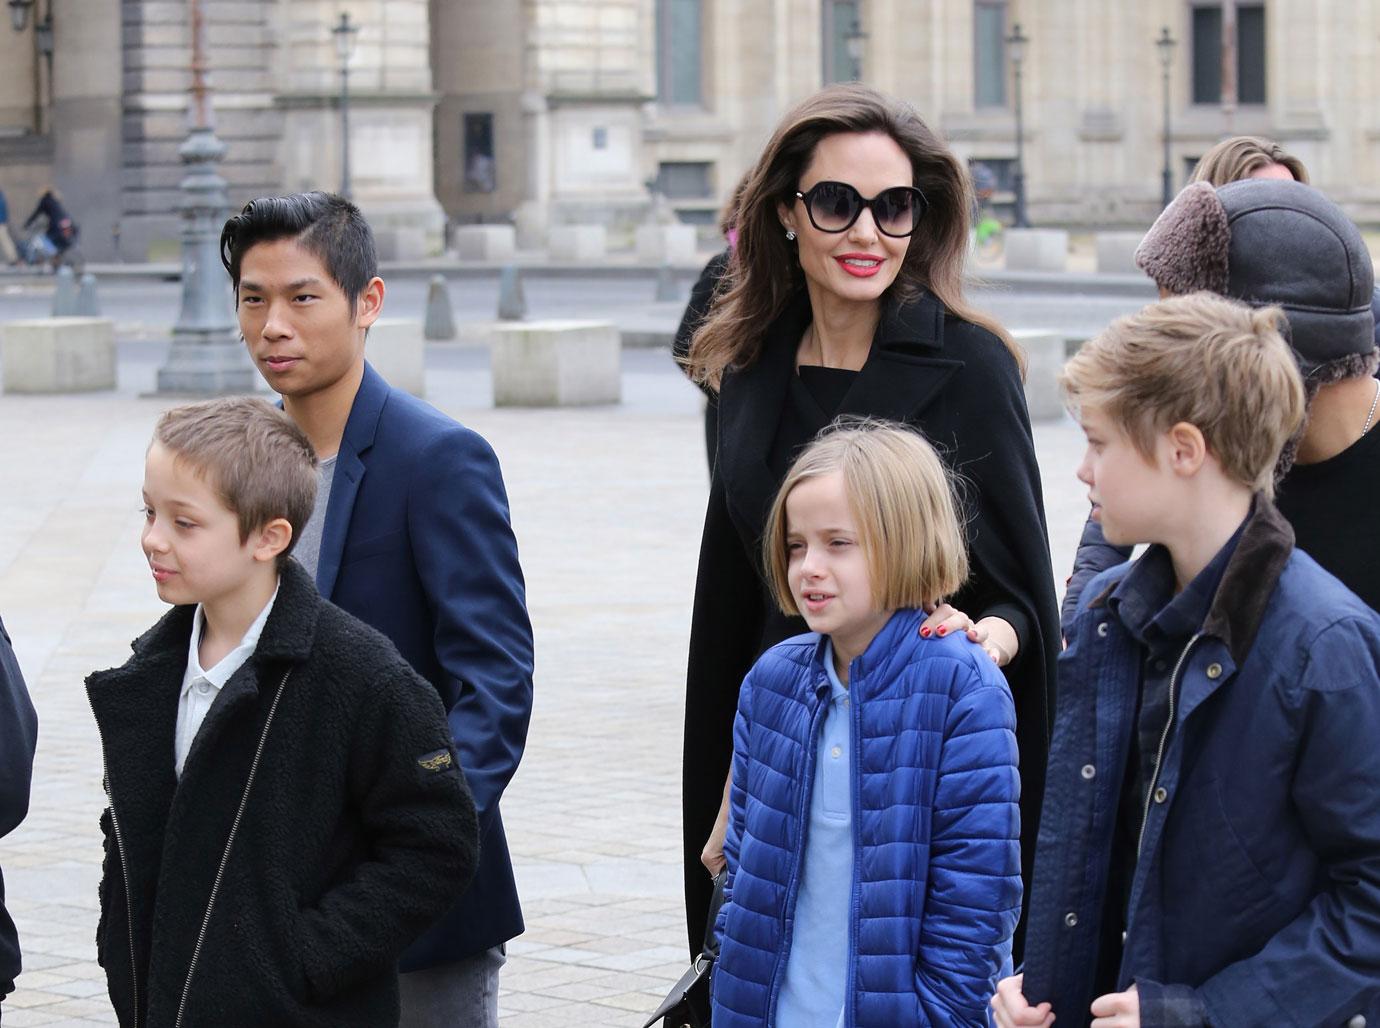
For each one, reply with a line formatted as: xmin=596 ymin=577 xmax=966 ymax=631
xmin=681 ymin=83 xmax=1059 ymax=959
xmin=995 ymin=294 xmax=1380 ymax=1027
xmin=221 ymin=191 xmax=533 ymax=1028
xmin=0 ymin=617 xmax=37 ymax=1011
xmin=88 ymin=397 xmax=478 ymax=1028
xmin=21 ymin=188 xmax=77 ymax=267
xmin=1061 ymin=170 xmax=1380 ymax=631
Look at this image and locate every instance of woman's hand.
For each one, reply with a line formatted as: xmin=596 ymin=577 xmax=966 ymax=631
xmin=700 ymin=773 xmax=733 ymax=876
xmin=920 ymin=605 xmax=1019 ymax=668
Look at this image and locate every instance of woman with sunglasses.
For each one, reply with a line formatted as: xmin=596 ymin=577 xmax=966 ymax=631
xmin=680 ymin=83 xmax=1059 ymax=967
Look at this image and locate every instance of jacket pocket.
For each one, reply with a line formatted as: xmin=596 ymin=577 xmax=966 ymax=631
xmin=340 ymin=529 xmax=404 ymax=567
xmin=1182 ymin=775 xmax=1277 ymax=920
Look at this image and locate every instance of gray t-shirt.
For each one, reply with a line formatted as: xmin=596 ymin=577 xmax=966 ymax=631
xmin=294 ymin=454 xmax=337 ymax=581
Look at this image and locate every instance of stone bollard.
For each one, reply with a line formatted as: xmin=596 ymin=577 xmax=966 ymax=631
xmin=424 ymin=275 xmax=456 ymax=341
xmin=1004 ymin=229 xmax=1070 ymax=273
xmin=75 ymin=273 xmax=101 ymax=317
xmin=365 ymin=318 xmax=426 ymax=397
xmin=497 ymin=265 xmax=527 ymax=321
xmin=1094 ymin=231 xmax=1146 ymax=275
xmin=654 ymin=263 xmax=680 ymax=302
xmin=1012 ymin=329 xmax=1068 ymax=422
xmin=635 ymin=224 xmax=697 ymax=264
xmin=2 ymin=317 xmax=116 ymax=393
xmin=548 ymin=225 xmax=608 ymax=262
xmin=452 ymin=224 xmax=516 ymax=262
xmin=51 ymin=266 xmax=78 ymax=317
xmin=490 ymin=320 xmax=620 ymax=407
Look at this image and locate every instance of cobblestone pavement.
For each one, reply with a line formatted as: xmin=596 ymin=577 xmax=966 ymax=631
xmin=0 ymin=348 xmax=1088 ymax=1026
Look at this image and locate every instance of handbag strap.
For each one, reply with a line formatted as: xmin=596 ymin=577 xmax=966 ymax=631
xmin=700 ymin=869 xmax=728 ymax=961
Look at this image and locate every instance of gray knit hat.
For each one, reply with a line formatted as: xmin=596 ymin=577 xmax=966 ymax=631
xmin=1135 ymin=179 xmax=1377 ymax=379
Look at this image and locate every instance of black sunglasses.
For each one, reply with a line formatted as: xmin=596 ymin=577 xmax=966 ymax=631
xmin=793 ymin=180 xmax=928 ymax=238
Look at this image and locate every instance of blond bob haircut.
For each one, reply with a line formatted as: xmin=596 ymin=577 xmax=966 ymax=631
xmin=1060 ymin=292 xmax=1306 ymax=498
xmin=1190 ymin=135 xmax=1309 ymax=187
xmin=153 ymin=396 xmax=318 ymax=563
xmin=762 ymin=420 xmax=969 ymax=616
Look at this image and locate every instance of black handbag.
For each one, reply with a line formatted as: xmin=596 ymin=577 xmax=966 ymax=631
xmin=643 ymin=870 xmax=728 ymax=1028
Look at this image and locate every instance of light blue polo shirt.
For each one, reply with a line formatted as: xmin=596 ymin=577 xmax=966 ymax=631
xmin=776 ymin=639 xmax=853 ymax=1027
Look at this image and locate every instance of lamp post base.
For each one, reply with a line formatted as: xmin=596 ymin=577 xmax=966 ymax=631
xmin=156 ymin=332 xmax=258 ymax=395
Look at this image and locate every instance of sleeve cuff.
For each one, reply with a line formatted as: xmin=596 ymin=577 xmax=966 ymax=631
xmin=977 ymin=602 xmax=1029 ymax=655
xmin=1136 ymin=978 xmax=1208 ymax=1028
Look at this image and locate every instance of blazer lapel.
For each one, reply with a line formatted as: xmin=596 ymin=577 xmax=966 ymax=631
xmin=316 ymin=362 xmax=389 ymax=600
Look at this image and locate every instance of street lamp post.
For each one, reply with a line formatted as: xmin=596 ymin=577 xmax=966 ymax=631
xmin=1005 ymin=21 xmax=1030 ymax=228
xmin=7 ymin=0 xmax=31 ymax=32
xmin=1157 ymin=26 xmax=1177 ymax=209
xmin=155 ymin=0 xmax=256 ymax=395
xmin=332 ymin=12 xmax=359 ymax=199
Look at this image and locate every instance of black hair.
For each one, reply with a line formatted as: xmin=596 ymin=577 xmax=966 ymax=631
xmin=219 ymin=191 xmax=378 ymax=312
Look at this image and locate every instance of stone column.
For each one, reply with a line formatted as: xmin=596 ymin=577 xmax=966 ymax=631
xmin=274 ymin=0 xmax=444 ymax=259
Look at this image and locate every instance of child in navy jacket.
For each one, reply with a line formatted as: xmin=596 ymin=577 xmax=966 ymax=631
xmin=711 ymin=421 xmax=1021 ymax=1027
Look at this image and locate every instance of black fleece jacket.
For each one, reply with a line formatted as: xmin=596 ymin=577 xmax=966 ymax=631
xmin=86 ymin=561 xmax=479 ymax=1028
xmin=0 ymin=617 xmax=37 ymax=1007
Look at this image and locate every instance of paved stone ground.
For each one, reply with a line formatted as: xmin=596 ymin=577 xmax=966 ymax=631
xmin=0 ymin=347 xmax=1088 ymax=1027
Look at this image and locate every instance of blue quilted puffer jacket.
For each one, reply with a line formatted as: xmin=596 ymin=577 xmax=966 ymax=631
xmin=711 ymin=608 xmax=1021 ymax=1027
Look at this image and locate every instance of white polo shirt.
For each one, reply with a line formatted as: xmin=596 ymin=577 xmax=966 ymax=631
xmin=174 ymin=586 xmax=279 ymax=778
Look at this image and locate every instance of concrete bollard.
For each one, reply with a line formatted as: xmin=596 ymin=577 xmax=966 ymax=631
xmin=2 ymin=317 xmax=117 ymax=393
xmin=490 ymin=320 xmax=620 ymax=407
xmin=548 ymin=225 xmax=608 ymax=262
xmin=1005 ymin=229 xmax=1070 ymax=273
xmin=635 ymin=224 xmax=697 ymax=264
xmin=1012 ymin=329 xmax=1068 ymax=422
xmin=1094 ymin=231 xmax=1146 ymax=275
xmin=654 ymin=263 xmax=681 ymax=303
xmin=497 ymin=265 xmax=527 ymax=321
xmin=424 ymin=275 xmax=456 ymax=341
xmin=51 ymin=266 xmax=78 ymax=317
xmin=75 ymin=273 xmax=101 ymax=317
xmin=365 ymin=318 xmax=426 ymax=397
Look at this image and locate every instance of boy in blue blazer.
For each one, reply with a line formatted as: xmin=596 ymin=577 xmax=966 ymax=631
xmin=221 ymin=192 xmax=535 ymax=1028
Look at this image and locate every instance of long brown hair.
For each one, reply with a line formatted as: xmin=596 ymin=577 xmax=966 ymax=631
xmin=687 ymin=84 xmax=1020 ymax=388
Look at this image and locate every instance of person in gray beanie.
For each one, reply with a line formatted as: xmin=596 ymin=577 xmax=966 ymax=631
xmin=1061 ymin=178 xmax=1380 ymax=620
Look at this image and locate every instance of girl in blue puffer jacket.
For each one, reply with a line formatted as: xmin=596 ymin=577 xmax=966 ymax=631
xmin=711 ymin=421 xmax=1022 ymax=1027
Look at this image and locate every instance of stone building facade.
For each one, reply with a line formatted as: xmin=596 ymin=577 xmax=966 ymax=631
xmin=1 ymin=1 xmax=1374 ymax=261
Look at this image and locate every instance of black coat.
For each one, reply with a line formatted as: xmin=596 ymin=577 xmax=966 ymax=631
xmin=673 ymin=249 xmax=733 ymax=470
xmin=681 ymin=290 xmax=1060 ymax=955
xmin=0 ymin=617 xmax=37 ymax=1005
xmin=86 ymin=561 xmax=479 ymax=1027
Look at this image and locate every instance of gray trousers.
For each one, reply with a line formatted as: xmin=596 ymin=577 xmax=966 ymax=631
xmin=399 ymin=946 xmax=506 ymax=1028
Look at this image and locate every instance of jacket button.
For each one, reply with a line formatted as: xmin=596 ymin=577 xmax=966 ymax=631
xmin=1154 ymin=787 xmax=1168 ymax=804
xmin=1081 ymin=764 xmax=1096 ymax=780
xmin=1206 ymin=662 xmax=1223 ymax=679
xmin=1096 ymin=622 xmax=1109 ymax=637
xmin=1063 ymin=912 xmax=1079 ymax=928
xmin=1347 ymin=1016 xmax=1366 ymax=1028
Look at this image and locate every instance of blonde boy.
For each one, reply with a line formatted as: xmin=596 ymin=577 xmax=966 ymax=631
xmin=995 ymin=294 xmax=1380 ymax=1027
xmin=87 ymin=397 xmax=478 ymax=1027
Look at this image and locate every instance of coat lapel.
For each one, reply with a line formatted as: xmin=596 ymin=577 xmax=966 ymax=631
xmin=838 ymin=292 xmax=962 ymax=425
xmin=316 ymin=362 xmax=389 ymax=600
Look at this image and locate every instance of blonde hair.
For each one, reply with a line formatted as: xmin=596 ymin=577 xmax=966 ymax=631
xmin=1060 ymin=293 xmax=1306 ymax=497
xmin=687 ymin=83 xmax=1020 ymax=389
xmin=153 ymin=397 xmax=318 ymax=562
xmin=1190 ymin=136 xmax=1309 ymax=186
xmin=762 ymin=420 xmax=969 ymax=615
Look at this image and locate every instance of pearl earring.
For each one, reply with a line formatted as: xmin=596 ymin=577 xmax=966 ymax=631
xmin=785 ymin=230 xmax=796 ymax=241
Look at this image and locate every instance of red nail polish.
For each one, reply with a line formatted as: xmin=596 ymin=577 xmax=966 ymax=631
xmin=920 ymin=627 xmax=931 ymax=638
xmin=937 ymin=627 xmax=947 ymax=637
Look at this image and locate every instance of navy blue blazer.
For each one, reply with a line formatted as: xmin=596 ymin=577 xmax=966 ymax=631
xmin=316 ymin=363 xmax=534 ymax=969
xmin=0 ymin=617 xmax=37 ymax=1002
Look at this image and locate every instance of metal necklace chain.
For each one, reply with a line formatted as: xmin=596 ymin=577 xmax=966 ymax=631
xmin=1364 ymin=378 xmax=1380 ymax=436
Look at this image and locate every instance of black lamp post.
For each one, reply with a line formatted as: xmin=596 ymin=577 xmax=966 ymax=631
xmin=845 ymin=18 xmax=867 ymax=81
xmin=332 ymin=12 xmax=359 ymax=200
xmin=7 ymin=0 xmax=31 ymax=32
xmin=1005 ymin=21 xmax=1030 ymax=228
xmin=1156 ymin=26 xmax=1177 ymax=209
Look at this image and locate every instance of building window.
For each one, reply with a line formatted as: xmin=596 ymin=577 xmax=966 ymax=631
xmin=656 ymin=161 xmax=714 ymax=200
xmin=657 ymin=0 xmax=703 ymax=106
xmin=974 ymin=1 xmax=1007 ymax=107
xmin=823 ymin=0 xmax=862 ymax=84
xmin=1191 ymin=3 xmax=1266 ymax=105
xmin=463 ymin=113 xmax=496 ymax=193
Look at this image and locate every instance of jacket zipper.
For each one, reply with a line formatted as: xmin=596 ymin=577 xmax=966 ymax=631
xmin=89 ymin=694 xmax=140 ymax=1028
xmin=845 ymin=671 xmax=861 ymax=1028
xmin=765 ymin=687 xmax=827 ymax=1024
xmin=1137 ymin=633 xmax=1202 ymax=856
xmin=174 ymin=668 xmax=292 ymax=1028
